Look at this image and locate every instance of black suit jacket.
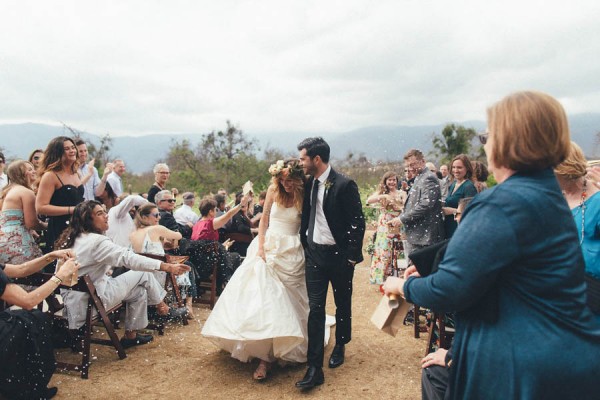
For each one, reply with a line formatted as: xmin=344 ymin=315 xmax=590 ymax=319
xmin=300 ymin=168 xmax=366 ymax=263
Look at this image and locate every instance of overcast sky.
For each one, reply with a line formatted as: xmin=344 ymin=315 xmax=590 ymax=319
xmin=0 ymin=0 xmax=599 ymax=137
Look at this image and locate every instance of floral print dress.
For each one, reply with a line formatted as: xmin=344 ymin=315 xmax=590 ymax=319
xmin=0 ymin=209 xmax=43 ymax=264
xmin=369 ymin=192 xmax=406 ymax=284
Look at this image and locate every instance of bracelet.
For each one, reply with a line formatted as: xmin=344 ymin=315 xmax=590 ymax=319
xmin=50 ymin=275 xmax=62 ymax=286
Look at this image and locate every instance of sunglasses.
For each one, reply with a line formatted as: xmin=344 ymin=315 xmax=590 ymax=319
xmin=478 ymin=132 xmax=489 ymax=145
xmin=150 ymin=212 xmax=160 ymax=218
xmin=161 ymin=199 xmax=176 ymax=203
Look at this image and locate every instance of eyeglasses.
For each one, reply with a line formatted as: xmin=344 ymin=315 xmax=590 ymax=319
xmin=478 ymin=132 xmax=489 ymax=145
xmin=161 ymin=199 xmax=176 ymax=203
xmin=157 ymin=171 xmax=170 ymax=175
xmin=150 ymin=212 xmax=160 ymax=218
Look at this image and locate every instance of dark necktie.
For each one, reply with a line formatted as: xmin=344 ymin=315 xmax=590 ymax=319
xmin=308 ymin=179 xmax=319 ymax=244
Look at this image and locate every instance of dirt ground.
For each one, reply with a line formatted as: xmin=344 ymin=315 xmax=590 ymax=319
xmin=50 ymin=238 xmax=426 ymax=400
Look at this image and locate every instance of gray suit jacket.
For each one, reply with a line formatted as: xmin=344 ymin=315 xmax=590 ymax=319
xmin=400 ymin=168 xmax=445 ymax=246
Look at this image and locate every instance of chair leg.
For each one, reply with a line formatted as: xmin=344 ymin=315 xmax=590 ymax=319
xmin=438 ymin=315 xmax=446 ymax=349
xmin=414 ymin=305 xmax=421 ymax=338
xmin=425 ymin=311 xmax=438 ymax=356
xmin=81 ymin=306 xmax=93 ymax=379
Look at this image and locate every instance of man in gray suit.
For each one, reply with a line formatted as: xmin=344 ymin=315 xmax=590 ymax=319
xmin=393 ymin=149 xmax=445 ymax=257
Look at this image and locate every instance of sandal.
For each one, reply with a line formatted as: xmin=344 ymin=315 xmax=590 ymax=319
xmin=253 ymin=361 xmax=270 ymax=381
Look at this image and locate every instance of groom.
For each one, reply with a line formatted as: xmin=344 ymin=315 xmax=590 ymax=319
xmin=295 ymin=137 xmax=365 ymax=389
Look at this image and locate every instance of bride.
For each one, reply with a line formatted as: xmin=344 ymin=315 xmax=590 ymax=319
xmin=202 ymin=159 xmax=319 ymax=380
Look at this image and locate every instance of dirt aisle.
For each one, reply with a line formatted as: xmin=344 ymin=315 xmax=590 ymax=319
xmin=51 ymin=261 xmax=425 ymax=399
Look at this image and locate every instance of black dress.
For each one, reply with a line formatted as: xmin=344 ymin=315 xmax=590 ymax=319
xmin=46 ymin=173 xmax=84 ymax=251
xmin=0 ymin=265 xmax=56 ymax=400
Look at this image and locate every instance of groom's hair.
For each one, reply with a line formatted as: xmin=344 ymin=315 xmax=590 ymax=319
xmin=297 ymin=137 xmax=330 ymax=163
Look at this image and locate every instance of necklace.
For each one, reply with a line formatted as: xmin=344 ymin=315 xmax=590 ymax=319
xmin=578 ymin=179 xmax=587 ymax=245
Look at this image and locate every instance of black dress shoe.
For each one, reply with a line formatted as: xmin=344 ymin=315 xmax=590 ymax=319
xmin=295 ymin=366 xmax=324 ymax=389
xmin=328 ymin=344 xmax=345 ymax=368
xmin=44 ymin=386 xmax=58 ymax=399
xmin=120 ymin=333 xmax=154 ymax=349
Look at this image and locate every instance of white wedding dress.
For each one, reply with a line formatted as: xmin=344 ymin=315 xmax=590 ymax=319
xmin=201 ymin=203 xmax=333 ymax=363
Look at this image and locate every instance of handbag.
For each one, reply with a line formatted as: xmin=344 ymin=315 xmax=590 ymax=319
xmin=370 ymin=294 xmax=412 ymax=337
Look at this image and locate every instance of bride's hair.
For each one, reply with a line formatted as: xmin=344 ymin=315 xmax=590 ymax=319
xmin=271 ymin=159 xmax=306 ymax=211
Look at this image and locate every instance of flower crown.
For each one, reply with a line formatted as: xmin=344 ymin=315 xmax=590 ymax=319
xmin=268 ymin=160 xmax=304 ymax=179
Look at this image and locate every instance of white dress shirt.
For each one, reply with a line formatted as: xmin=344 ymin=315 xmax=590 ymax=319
xmin=174 ymin=204 xmax=199 ymax=226
xmin=106 ymin=172 xmax=123 ymax=196
xmin=106 ymin=195 xmax=148 ymax=247
xmin=0 ymin=173 xmax=7 ymax=189
xmin=310 ymin=165 xmax=336 ymax=245
xmin=79 ymin=164 xmax=101 ymax=201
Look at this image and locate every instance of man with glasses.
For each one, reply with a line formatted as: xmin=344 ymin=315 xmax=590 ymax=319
xmin=148 ymin=163 xmax=170 ymax=203
xmin=0 ymin=152 xmax=7 ymax=189
xmin=392 ymin=149 xmax=445 ymax=258
xmin=156 ymin=190 xmax=192 ymax=239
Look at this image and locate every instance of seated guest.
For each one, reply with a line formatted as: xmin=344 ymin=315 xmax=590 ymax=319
xmin=156 ymin=189 xmax=192 ymax=239
xmin=214 ymin=193 xmax=226 ymax=217
xmin=95 ymin=181 xmax=119 ymax=211
xmin=147 ymin=163 xmax=170 ymax=203
xmin=250 ymin=190 xmax=267 ymax=227
xmin=106 ymin=194 xmax=148 ymax=247
xmin=192 ymin=196 xmax=250 ymax=242
xmin=221 ymin=192 xmax=254 ymax=256
xmin=57 ymin=201 xmax=189 ymax=348
xmin=174 ymin=192 xmax=199 ymax=228
xmin=130 ymin=203 xmax=196 ymax=319
xmin=0 ymin=250 xmax=79 ymax=400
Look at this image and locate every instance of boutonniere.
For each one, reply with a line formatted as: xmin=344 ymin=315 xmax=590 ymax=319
xmin=324 ymin=180 xmax=333 ymax=191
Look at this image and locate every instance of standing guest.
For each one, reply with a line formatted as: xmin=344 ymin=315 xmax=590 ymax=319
xmin=75 ymin=139 xmax=102 ymax=201
xmin=0 ymin=152 xmax=7 ymax=189
xmin=425 ymin=162 xmax=437 ymax=174
xmin=147 ymin=163 xmax=170 ymax=203
xmin=35 ymin=136 xmax=84 ymax=252
xmin=392 ymin=149 xmax=444 ymax=258
xmin=295 ymin=137 xmax=365 ymax=390
xmin=57 ymin=201 xmax=189 ymax=347
xmin=471 ymin=160 xmax=489 ymax=193
xmin=251 ymin=191 xmax=267 ymax=227
xmin=156 ymin=189 xmax=192 ymax=239
xmin=555 ymin=141 xmax=600 ymax=314
xmin=130 ymin=203 xmax=195 ymax=318
xmin=106 ymin=159 xmax=126 ymax=196
xmin=439 ymin=164 xmax=450 ymax=200
xmin=385 ymin=91 xmax=600 ymax=399
xmin=0 ymin=250 xmax=79 ymax=400
xmin=442 ymin=154 xmax=477 ymax=239
xmin=174 ymin=192 xmax=199 ymax=227
xmin=28 ymin=149 xmax=44 ymax=169
xmin=0 ymin=160 xmax=45 ymax=264
xmin=366 ymin=171 xmax=407 ymax=284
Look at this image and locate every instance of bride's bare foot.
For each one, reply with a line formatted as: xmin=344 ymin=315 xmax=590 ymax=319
xmin=253 ymin=360 xmax=270 ymax=381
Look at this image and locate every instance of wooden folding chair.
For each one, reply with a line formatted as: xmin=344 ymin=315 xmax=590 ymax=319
xmin=12 ymin=273 xmax=127 ymax=379
xmin=192 ymin=241 xmax=220 ymax=310
xmin=138 ymin=253 xmax=188 ymax=326
xmin=425 ymin=311 xmax=455 ymax=356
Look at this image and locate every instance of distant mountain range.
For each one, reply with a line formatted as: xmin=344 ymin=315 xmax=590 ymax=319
xmin=1 ymin=115 xmax=598 ymax=174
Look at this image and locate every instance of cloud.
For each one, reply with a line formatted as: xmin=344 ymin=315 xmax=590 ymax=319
xmin=0 ymin=0 xmax=599 ymax=136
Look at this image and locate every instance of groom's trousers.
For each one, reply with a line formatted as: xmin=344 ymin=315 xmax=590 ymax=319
xmin=305 ymin=243 xmax=355 ymax=368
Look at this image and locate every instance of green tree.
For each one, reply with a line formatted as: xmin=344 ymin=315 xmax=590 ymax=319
xmin=430 ymin=124 xmax=478 ymax=165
